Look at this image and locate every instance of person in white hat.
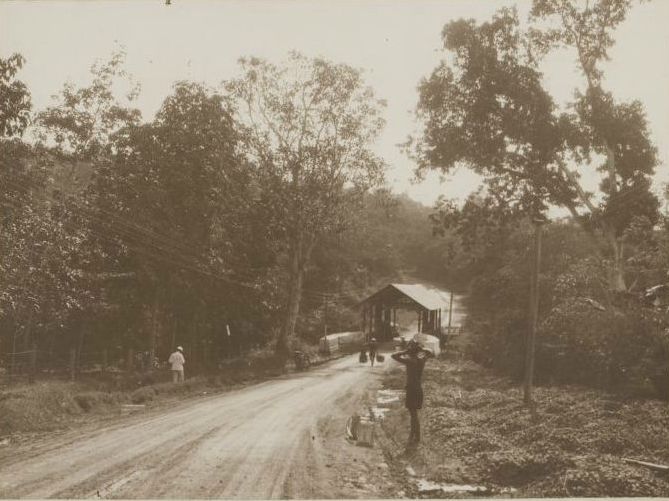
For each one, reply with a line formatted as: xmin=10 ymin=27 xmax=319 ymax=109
xmin=168 ymin=346 xmax=186 ymax=383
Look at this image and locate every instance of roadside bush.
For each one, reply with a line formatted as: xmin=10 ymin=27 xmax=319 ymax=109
xmin=247 ymin=345 xmax=286 ymax=376
xmin=465 ymin=224 xmax=669 ymax=397
xmin=74 ymin=392 xmax=100 ymax=412
xmin=539 ymin=296 xmax=669 ymax=392
xmin=0 ymin=383 xmax=83 ymax=435
xmin=130 ymin=386 xmax=156 ymax=404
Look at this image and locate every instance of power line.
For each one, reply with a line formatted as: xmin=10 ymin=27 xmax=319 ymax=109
xmin=2 ymin=177 xmax=258 ymax=291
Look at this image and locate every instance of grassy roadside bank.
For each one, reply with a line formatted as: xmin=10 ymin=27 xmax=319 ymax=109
xmin=0 ymin=347 xmax=350 ymax=439
xmin=379 ymin=349 xmax=669 ymax=497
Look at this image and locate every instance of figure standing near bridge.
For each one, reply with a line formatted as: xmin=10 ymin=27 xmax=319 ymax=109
xmin=391 ymin=339 xmax=433 ymax=445
xmin=368 ymin=337 xmax=378 ymax=367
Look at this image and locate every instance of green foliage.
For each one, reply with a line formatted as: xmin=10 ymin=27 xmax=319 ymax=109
xmin=458 ymin=217 xmax=669 ymax=394
xmin=414 ymin=1 xmax=659 ymax=292
xmin=412 ymin=8 xmax=571 ymax=216
xmin=0 ymin=143 xmax=96 ymax=349
xmin=226 ymin=52 xmax=387 ymax=354
xmin=130 ymin=386 xmax=156 ymax=404
xmin=0 ymin=53 xmax=31 ymax=137
xmin=34 ymin=49 xmax=141 ymax=161
xmin=538 ymin=299 xmax=662 ymax=388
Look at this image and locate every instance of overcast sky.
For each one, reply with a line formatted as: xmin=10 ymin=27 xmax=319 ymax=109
xmin=2 ymin=0 xmax=668 ymax=209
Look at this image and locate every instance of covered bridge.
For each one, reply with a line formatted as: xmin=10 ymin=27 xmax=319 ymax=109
xmin=359 ymin=283 xmax=451 ymax=342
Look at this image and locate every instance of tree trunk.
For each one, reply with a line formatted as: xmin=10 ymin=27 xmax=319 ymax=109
xmin=149 ymin=291 xmax=160 ymax=370
xmin=277 ymin=250 xmax=305 ymax=358
xmin=277 ymin=231 xmax=315 ymax=358
xmin=611 ymin=236 xmax=626 ymax=292
xmin=559 ymin=165 xmax=626 ymax=293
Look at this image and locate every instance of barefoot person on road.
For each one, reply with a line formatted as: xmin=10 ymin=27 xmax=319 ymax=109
xmin=368 ymin=337 xmax=378 ymax=367
xmin=391 ymin=339 xmax=433 ymax=445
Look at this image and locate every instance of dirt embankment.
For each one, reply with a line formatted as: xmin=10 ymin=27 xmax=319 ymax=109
xmin=379 ymin=346 xmax=669 ymax=497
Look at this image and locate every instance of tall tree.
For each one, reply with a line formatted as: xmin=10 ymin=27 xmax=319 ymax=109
xmin=93 ymin=81 xmax=260 ymax=364
xmin=0 ymin=53 xmax=31 ymax=138
xmin=35 ymin=49 xmax=141 ymax=162
xmin=411 ymin=6 xmax=658 ymax=293
xmin=226 ymin=53 xmax=386 ymax=356
xmin=1 ymin=54 xmax=92 ymax=354
xmin=529 ymin=0 xmax=659 ymax=291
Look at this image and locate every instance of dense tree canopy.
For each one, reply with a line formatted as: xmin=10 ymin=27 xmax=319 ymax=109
xmin=412 ymin=3 xmax=659 ymax=292
xmin=0 ymin=53 xmax=31 ymax=138
xmin=226 ymin=52 xmax=387 ymax=355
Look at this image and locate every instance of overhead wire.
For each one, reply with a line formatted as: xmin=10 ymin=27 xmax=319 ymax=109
xmin=2 ymin=176 xmax=259 ymax=292
xmin=3 ymin=166 xmax=398 ymax=308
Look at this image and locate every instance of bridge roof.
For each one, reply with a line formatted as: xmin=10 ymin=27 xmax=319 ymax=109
xmin=360 ymin=283 xmax=450 ymax=311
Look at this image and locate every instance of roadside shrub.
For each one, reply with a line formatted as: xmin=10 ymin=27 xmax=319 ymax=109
xmin=74 ymin=392 xmax=100 ymax=412
xmin=0 ymin=383 xmax=82 ymax=435
xmin=465 ymin=227 xmax=669 ymax=396
xmin=539 ymin=298 xmax=667 ymax=391
xmin=247 ymin=345 xmax=286 ymax=376
xmin=130 ymin=386 xmax=156 ymax=404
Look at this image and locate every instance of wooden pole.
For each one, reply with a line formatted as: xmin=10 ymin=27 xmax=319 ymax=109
xmin=524 ymin=219 xmax=544 ymax=405
xmin=150 ymin=293 xmax=159 ymax=371
xmin=448 ymin=292 xmax=453 ymax=335
xmin=323 ymin=297 xmax=328 ymax=338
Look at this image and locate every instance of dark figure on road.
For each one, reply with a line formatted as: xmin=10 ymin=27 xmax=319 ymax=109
xmin=368 ymin=337 xmax=378 ymax=367
xmin=391 ymin=339 xmax=433 ymax=445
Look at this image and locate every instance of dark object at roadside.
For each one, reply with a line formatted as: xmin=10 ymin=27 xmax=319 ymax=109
xmin=359 ymin=350 xmax=368 ymax=363
xmin=376 ymin=354 xmax=385 ymax=363
xmin=293 ymin=350 xmax=311 ymax=371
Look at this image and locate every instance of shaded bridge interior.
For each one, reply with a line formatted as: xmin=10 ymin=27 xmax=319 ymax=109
xmin=359 ymin=284 xmax=448 ymax=342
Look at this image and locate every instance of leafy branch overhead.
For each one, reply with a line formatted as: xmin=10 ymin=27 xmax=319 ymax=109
xmin=226 ymin=53 xmax=386 ymax=238
xmin=411 ymin=1 xmax=659 ymax=291
xmin=34 ymin=49 xmax=142 ymax=161
xmin=0 ymin=53 xmax=32 ymax=138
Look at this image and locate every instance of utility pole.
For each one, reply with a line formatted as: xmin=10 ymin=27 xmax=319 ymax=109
xmin=323 ymin=297 xmax=329 ymax=338
xmin=448 ymin=291 xmax=454 ymax=335
xmin=524 ymin=217 xmax=545 ymax=406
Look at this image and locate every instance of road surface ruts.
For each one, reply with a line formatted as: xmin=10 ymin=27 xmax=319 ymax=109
xmin=0 ymin=354 xmax=377 ymax=499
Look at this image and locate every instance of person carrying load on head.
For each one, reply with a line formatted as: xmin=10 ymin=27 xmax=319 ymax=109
xmin=391 ymin=339 xmax=433 ymax=446
xmin=168 ymin=346 xmax=186 ymax=383
xmin=368 ymin=337 xmax=378 ymax=367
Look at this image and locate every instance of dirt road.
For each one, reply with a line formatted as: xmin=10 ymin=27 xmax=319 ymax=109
xmin=0 ymin=354 xmax=397 ymax=499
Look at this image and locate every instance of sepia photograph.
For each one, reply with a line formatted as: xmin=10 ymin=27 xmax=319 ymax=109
xmin=0 ymin=0 xmax=668 ymax=498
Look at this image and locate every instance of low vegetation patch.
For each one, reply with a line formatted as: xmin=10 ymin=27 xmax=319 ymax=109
xmin=382 ymin=352 xmax=669 ymax=497
xmin=0 ymin=382 xmax=88 ymax=436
